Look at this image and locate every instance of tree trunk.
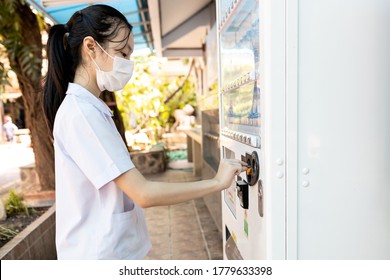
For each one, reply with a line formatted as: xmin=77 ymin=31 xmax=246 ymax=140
xmin=8 ymin=3 xmax=55 ymax=191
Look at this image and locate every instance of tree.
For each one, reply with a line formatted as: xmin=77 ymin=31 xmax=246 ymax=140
xmin=0 ymin=0 xmax=55 ymax=191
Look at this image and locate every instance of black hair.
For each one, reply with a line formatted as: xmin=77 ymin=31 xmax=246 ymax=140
xmin=43 ymin=4 xmax=133 ymax=132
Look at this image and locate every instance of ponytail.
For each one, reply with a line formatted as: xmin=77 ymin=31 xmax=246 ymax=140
xmin=43 ymin=24 xmax=73 ymax=132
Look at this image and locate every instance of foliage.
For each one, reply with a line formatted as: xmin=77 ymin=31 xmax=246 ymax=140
xmin=4 ymin=189 xmax=29 ymax=217
xmin=0 ymin=0 xmax=45 ymax=84
xmin=0 ymin=43 xmax=11 ymax=97
xmin=116 ymin=54 xmax=197 ymax=143
xmin=0 ymin=61 xmax=10 ymax=92
xmin=0 ymin=225 xmax=18 ymax=239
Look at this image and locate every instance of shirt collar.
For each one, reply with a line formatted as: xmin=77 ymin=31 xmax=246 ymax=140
xmin=66 ymin=83 xmax=113 ymax=117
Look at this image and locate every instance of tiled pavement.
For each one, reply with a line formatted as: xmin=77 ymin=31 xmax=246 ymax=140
xmin=143 ymin=168 xmax=223 ymax=260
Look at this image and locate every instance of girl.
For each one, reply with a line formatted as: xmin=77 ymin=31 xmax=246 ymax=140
xmin=43 ymin=4 xmax=247 ymax=260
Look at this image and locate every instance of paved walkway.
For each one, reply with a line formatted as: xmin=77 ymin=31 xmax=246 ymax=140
xmin=0 ymin=143 xmax=34 ymax=197
xmin=144 ymin=167 xmax=223 ymax=260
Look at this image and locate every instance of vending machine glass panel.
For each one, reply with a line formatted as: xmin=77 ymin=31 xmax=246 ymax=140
xmin=219 ymin=0 xmax=261 ymax=148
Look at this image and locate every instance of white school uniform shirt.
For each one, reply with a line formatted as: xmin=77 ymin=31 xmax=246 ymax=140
xmin=53 ymin=83 xmax=151 ymax=259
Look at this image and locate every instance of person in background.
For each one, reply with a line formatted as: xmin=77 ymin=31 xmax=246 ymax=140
xmin=2 ymin=115 xmax=18 ymax=143
xmin=43 ymin=4 xmax=247 ymax=260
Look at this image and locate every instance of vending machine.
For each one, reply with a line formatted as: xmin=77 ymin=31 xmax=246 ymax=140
xmin=217 ymin=0 xmax=390 ymax=259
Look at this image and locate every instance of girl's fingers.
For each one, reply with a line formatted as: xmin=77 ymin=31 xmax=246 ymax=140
xmin=223 ymin=159 xmax=248 ymax=166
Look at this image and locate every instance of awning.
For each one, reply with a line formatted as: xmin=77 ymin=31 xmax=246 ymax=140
xmin=148 ymin=0 xmax=215 ymax=58
xmin=26 ymin=0 xmax=153 ymax=51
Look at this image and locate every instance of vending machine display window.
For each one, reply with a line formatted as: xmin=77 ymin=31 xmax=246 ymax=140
xmin=220 ymin=0 xmax=259 ymax=85
xmin=219 ymin=0 xmax=261 ymax=148
xmin=222 ymin=81 xmax=260 ymax=135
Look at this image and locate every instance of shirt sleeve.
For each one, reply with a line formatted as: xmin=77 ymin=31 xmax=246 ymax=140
xmin=61 ymin=103 xmax=135 ymax=189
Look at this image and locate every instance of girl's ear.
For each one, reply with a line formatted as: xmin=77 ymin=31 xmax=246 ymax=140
xmin=82 ymin=36 xmax=96 ymax=58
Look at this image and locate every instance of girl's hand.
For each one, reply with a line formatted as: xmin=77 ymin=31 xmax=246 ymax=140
xmin=214 ymin=159 xmax=248 ymax=191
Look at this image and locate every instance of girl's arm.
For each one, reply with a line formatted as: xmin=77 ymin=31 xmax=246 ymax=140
xmin=114 ymin=159 xmax=247 ymax=208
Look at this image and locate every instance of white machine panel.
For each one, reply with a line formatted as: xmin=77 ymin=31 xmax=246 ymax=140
xmin=295 ymin=0 xmax=390 ymax=259
xmin=218 ymin=0 xmax=390 ymax=260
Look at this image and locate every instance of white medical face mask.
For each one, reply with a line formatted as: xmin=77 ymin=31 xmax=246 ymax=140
xmin=90 ymin=41 xmax=134 ymax=92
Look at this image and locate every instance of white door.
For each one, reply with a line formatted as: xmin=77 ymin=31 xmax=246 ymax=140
xmin=296 ymin=0 xmax=390 ymax=259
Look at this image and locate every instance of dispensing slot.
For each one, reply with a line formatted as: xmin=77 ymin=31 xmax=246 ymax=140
xmin=236 ymin=179 xmax=249 ymax=209
xmin=225 ymin=236 xmax=243 ymax=260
